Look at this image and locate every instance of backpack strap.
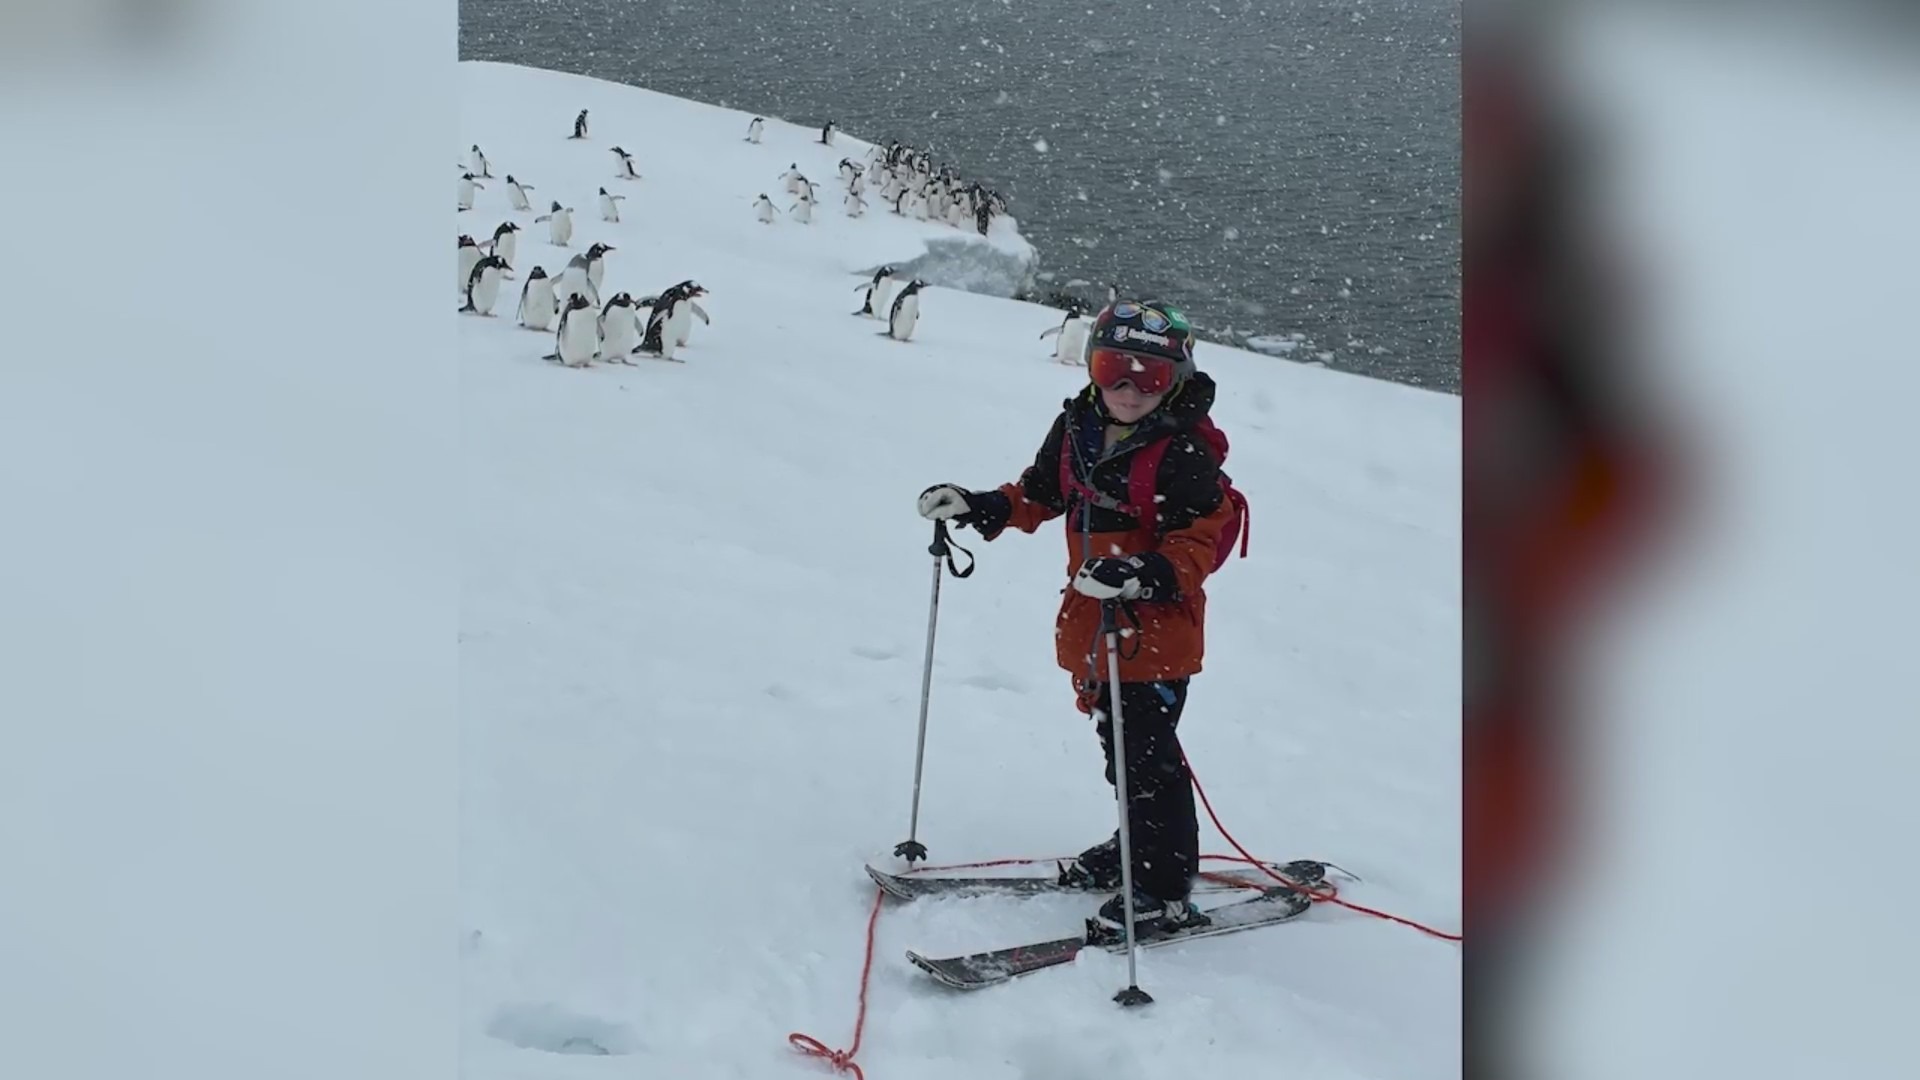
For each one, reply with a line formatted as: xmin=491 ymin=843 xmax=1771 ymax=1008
xmin=1127 ymin=438 xmax=1172 ymax=539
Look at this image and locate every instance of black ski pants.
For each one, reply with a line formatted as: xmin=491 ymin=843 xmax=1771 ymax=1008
xmin=1086 ymin=678 xmax=1200 ymax=902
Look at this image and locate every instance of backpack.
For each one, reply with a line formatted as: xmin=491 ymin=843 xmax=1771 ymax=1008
xmin=1057 ymin=414 xmax=1251 ymax=573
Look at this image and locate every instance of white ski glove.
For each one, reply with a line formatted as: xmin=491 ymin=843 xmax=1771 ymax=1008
xmin=916 ymin=484 xmax=973 ymax=521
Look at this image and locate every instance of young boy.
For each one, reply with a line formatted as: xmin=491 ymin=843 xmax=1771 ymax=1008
xmin=917 ymin=300 xmax=1234 ymax=933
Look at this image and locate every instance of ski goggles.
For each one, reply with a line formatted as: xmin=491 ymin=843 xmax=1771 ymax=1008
xmin=1089 ymin=347 xmax=1179 ymax=395
xmin=1109 ymin=301 xmax=1172 ymax=332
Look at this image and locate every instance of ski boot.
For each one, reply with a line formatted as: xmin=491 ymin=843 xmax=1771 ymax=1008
xmin=1087 ymin=885 xmax=1210 ymax=944
xmin=1055 ymin=831 xmax=1123 ymax=891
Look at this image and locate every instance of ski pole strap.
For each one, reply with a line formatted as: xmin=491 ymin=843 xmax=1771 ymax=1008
xmin=1098 ymin=598 xmax=1144 ymax=660
xmin=930 ymin=519 xmax=975 ymax=578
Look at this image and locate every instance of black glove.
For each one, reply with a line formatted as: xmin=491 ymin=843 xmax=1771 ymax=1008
xmin=916 ymin=484 xmax=1011 ymax=536
xmin=1070 ymin=553 xmax=1180 ymax=602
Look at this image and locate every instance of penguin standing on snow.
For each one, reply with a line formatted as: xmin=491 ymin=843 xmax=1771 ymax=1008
xmin=535 ymin=201 xmax=574 ymax=246
xmin=506 ymin=175 xmax=536 ymax=211
xmin=547 ymin=294 xmax=599 ymax=367
xmin=669 ymin=281 xmax=710 ymax=347
xmin=745 ymin=116 xmax=764 ymax=143
xmin=1039 ymin=306 xmax=1089 ymax=365
xmin=598 ymin=186 xmax=625 ymax=223
xmin=469 ymin=144 xmax=492 ymax=178
xmin=570 ymin=109 xmax=590 ymax=139
xmin=818 ymin=119 xmax=835 ymax=145
xmin=518 ymin=266 xmax=557 ymax=331
xmin=853 ymin=265 xmax=896 ymax=317
xmin=610 ymin=146 xmax=640 ymax=180
xmin=461 ymin=254 xmax=510 ymax=316
xmin=789 ymin=185 xmax=815 ymax=225
xmin=753 ymin=193 xmax=776 ymax=224
xmin=486 ymin=221 xmax=521 ymax=270
xmin=458 ymin=172 xmax=483 ymax=211
xmin=884 ymin=279 xmax=926 ymax=341
xmin=844 ymin=190 xmax=866 ymax=218
xmin=557 ymin=252 xmax=599 ymax=308
xmin=780 ymin=165 xmax=807 ymax=196
xmin=458 ymin=235 xmax=482 ymax=294
xmin=597 ymin=293 xmax=642 ymax=362
xmin=581 ymin=242 xmax=614 ymax=296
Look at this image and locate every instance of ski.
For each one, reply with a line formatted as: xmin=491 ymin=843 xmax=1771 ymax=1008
xmin=904 ymin=884 xmax=1316 ymax=991
xmin=866 ymin=858 xmax=1327 ymax=903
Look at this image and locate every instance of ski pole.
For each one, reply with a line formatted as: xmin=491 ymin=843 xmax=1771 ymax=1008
xmin=1102 ymin=598 xmax=1153 ymax=1007
xmin=894 ymin=518 xmax=973 ymax=864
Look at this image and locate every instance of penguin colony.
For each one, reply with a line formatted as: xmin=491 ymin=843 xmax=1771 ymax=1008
xmin=459 ymin=102 xmax=1073 ymax=367
xmin=457 ymin=117 xmax=712 ymax=368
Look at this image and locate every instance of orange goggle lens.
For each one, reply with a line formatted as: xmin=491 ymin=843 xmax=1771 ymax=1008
xmin=1088 ymin=348 xmax=1177 ymax=395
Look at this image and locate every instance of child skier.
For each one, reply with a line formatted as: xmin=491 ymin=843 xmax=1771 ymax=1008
xmin=916 ymin=299 xmax=1235 ymax=933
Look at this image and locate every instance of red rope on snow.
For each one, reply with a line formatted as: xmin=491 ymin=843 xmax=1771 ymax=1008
xmin=1183 ymin=748 xmax=1464 ymax=943
xmin=786 ymin=885 xmax=884 ymax=1080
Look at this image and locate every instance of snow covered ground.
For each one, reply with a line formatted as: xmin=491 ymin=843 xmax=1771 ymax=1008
xmin=457 ymin=60 xmax=1459 ymax=1080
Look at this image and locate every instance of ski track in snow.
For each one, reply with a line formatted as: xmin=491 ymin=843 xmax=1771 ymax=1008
xmin=458 ymin=60 xmax=1459 ymax=1080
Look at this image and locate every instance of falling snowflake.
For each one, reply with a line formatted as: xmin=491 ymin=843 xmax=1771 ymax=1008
xmin=1223 ymin=226 xmax=1240 ymax=240
xmin=1033 ymin=137 xmax=1050 ymax=152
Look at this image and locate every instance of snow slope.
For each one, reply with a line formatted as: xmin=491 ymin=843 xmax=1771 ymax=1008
xmin=458 ymin=60 xmax=1459 ymax=1080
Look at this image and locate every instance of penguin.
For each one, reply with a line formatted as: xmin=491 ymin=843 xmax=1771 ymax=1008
xmin=506 ymin=175 xmax=535 ymax=212
xmin=581 ymin=242 xmax=614 ymax=296
xmin=671 ymin=282 xmax=710 ymax=348
xmin=853 ymin=265 xmax=895 ymax=317
xmin=534 ymin=201 xmax=573 ymax=246
xmin=844 ymin=190 xmax=866 ymax=218
xmin=780 ymin=165 xmax=807 ymax=196
xmin=547 ymin=294 xmax=599 ymax=367
xmin=745 ymin=116 xmax=764 ymax=144
xmin=598 ymin=186 xmax=625 ymax=223
xmin=571 ymin=109 xmax=590 ymax=140
xmin=597 ymin=293 xmax=642 ymax=362
xmin=789 ymin=187 xmax=814 ymax=225
xmin=557 ymin=253 xmax=599 ymax=309
xmin=638 ymin=283 xmax=689 ymax=359
xmin=610 ymin=146 xmax=640 ymax=180
xmin=517 ymin=266 xmax=557 ymax=332
xmin=458 ymin=234 xmax=482 ymax=295
xmin=838 ymin=158 xmax=861 ymax=184
xmin=848 ymin=169 xmax=866 ymax=196
xmin=753 ymin=193 xmax=776 ymax=224
xmin=485 ymin=221 xmax=521 ymax=270
xmin=458 ymin=172 xmax=483 ymax=211
xmin=461 ymin=254 xmax=510 ymax=316
xmin=1039 ymin=307 xmax=1089 ymax=365
xmin=818 ymin=119 xmax=835 ymax=145
xmin=884 ymin=279 xmax=926 ymax=341
xmin=469 ymin=144 xmax=492 ymax=178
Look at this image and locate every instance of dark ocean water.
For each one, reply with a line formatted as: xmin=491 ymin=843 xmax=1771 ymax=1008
xmin=460 ymin=0 xmax=1459 ymax=391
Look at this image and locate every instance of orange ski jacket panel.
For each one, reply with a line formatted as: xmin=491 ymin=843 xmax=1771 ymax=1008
xmin=977 ymin=374 xmax=1229 ymax=684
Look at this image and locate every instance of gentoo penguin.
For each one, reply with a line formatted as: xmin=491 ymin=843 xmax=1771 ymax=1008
xmin=571 ymin=109 xmax=590 ymax=140
xmin=518 ymin=266 xmax=557 ymax=331
xmin=461 ymin=254 xmax=510 ymax=316
xmin=818 ymin=119 xmax=835 ymax=145
xmin=745 ymin=116 xmax=764 ymax=143
xmin=597 ymin=293 xmax=642 ymax=362
xmin=838 ymin=158 xmax=861 ymax=184
xmin=753 ymin=193 xmax=776 ymax=224
xmin=458 ymin=235 xmax=482 ymax=294
xmin=789 ymin=187 xmax=814 ymax=225
xmin=884 ymin=279 xmax=926 ymax=341
xmin=469 ymin=144 xmax=492 ymax=178
xmin=598 ymin=186 xmax=625 ymax=223
xmin=670 ymin=282 xmax=710 ymax=347
xmin=557 ymin=251 xmax=600 ymax=308
xmin=506 ymin=175 xmax=535 ymax=211
xmin=780 ymin=165 xmax=807 ymax=196
xmin=1039 ymin=307 xmax=1089 ymax=365
xmin=638 ymin=282 xmax=692 ymax=359
xmin=534 ymin=201 xmax=573 ymax=246
xmin=547 ymin=294 xmax=599 ymax=367
xmin=581 ymin=242 xmax=614 ymax=296
xmin=458 ymin=172 xmax=483 ymax=211
xmin=853 ymin=265 xmax=896 ymax=317
xmin=486 ymin=221 xmax=521 ymax=270
xmin=609 ymin=146 xmax=640 ymax=180
xmin=844 ymin=190 xmax=866 ymax=218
